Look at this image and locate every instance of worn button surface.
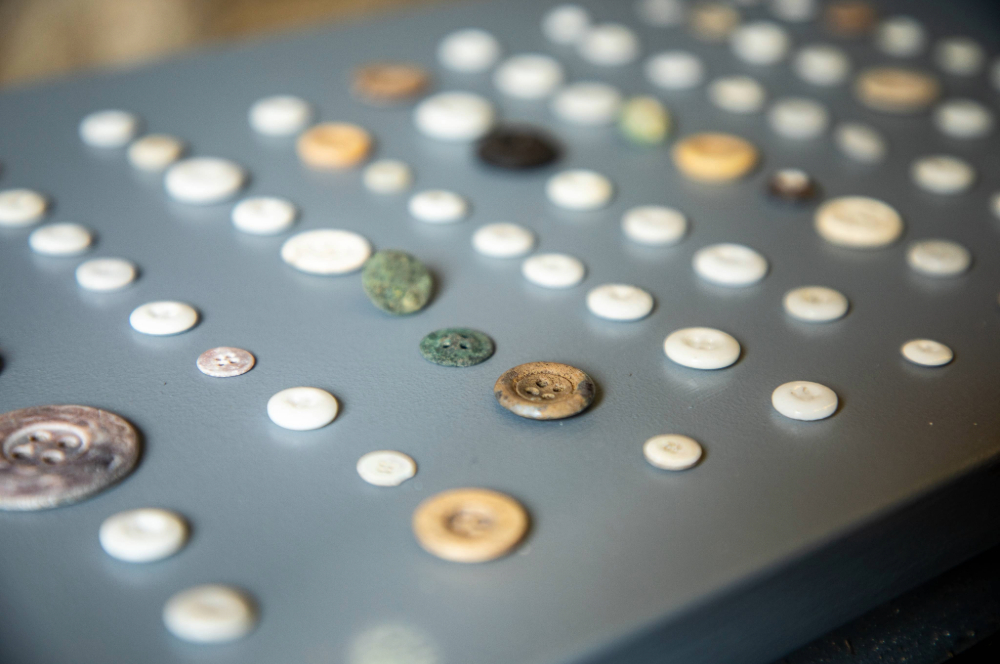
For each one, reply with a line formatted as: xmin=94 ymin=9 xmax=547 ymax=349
xmin=412 ymin=488 xmax=529 ymax=563
xmin=477 ymin=126 xmax=560 ymax=169
xmin=643 ymin=434 xmax=703 ymax=470
xmin=163 ymin=585 xmax=257 ymax=644
xmin=420 ymin=328 xmax=495 ymax=368
xmin=876 ymin=16 xmax=926 ymax=57
xmin=354 ymin=62 xmax=430 ymax=104
xmin=197 ymin=347 xmax=256 ymax=378
xmin=0 ymin=405 xmax=140 ymax=511
xmin=357 ymin=450 xmax=417 ymax=487
xmin=494 ymin=361 xmax=595 ymax=421
xmin=855 ymin=67 xmax=940 ymax=113
xmin=361 ymin=250 xmax=433 ymax=315
xmin=689 ymin=3 xmax=740 ymax=41
xmin=672 ymin=133 xmax=758 ymax=183
xmin=100 ymin=508 xmax=189 ymax=563
xmin=645 ymin=51 xmax=704 ymax=90
xmin=297 ymin=123 xmax=372 ymax=169
xmin=364 ymin=159 xmax=414 ymax=194
xmin=911 ymin=156 xmax=975 ymax=195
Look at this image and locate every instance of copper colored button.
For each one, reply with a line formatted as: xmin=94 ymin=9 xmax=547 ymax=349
xmin=672 ymin=133 xmax=759 ymax=183
xmin=412 ymin=488 xmax=529 ymax=563
xmin=494 ymin=361 xmax=595 ymax=420
xmin=825 ymin=1 xmax=877 ymax=37
xmin=296 ymin=122 xmax=372 ymax=169
xmin=353 ymin=62 xmax=430 ymax=105
xmin=854 ymin=67 xmax=940 ymax=114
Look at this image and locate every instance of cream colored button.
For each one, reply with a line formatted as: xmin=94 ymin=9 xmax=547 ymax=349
xmin=906 ymin=239 xmax=971 ymax=277
xmin=363 ymin=160 xmax=413 ymax=194
xmin=876 ymin=16 xmax=926 ymax=57
xmin=693 ymin=243 xmax=768 ymax=286
xmin=586 ymin=284 xmax=654 ymax=321
xmin=414 ymin=92 xmax=495 ymax=141
xmin=412 ymin=488 xmax=529 ymax=563
xmin=689 ymin=3 xmax=740 ymax=41
xmin=637 ymin=0 xmax=686 ymax=26
xmin=664 ymin=327 xmax=740 ymax=369
xmin=643 ymin=434 xmax=703 ymax=470
xmin=127 ymin=134 xmax=184 ymax=172
xmin=546 ymin=170 xmax=614 ymax=210
xmin=472 ymin=223 xmax=534 ymax=258
xmin=79 ymin=110 xmax=140 ymax=148
xmin=408 ymin=190 xmax=468 ymax=224
xmin=297 ymin=123 xmax=372 ymax=169
xmin=834 ymin=123 xmax=887 ymax=163
xmin=437 ymin=29 xmax=501 ymax=73
xmin=163 ymin=585 xmax=256 ymax=644
xmin=550 ymin=82 xmax=623 ymax=126
xmin=267 ymin=387 xmax=338 ymax=430
xmin=824 ymin=1 xmax=876 ymax=36
xmin=672 ymin=133 xmax=759 ymax=183
xmin=75 ymin=258 xmax=137 ymax=292
xmin=130 ymin=301 xmax=198 ymax=336
xmin=622 ymin=206 xmax=687 ymax=246
xmin=542 ymin=4 xmax=591 ymax=44
xmin=231 ymin=197 xmax=297 ymax=235
xmin=28 ymin=223 xmax=93 ymax=256
xmin=768 ymin=97 xmax=829 ymax=139
xmin=814 ymin=196 xmax=903 ymax=248
xmin=770 ymin=0 xmax=817 ymax=22
xmin=783 ymin=286 xmax=849 ymax=322
xmin=911 ymin=156 xmax=975 ymax=195
xmin=901 ymin=339 xmax=953 ymax=367
xmin=730 ymin=21 xmax=790 ymax=65
xmin=772 ymin=381 xmax=838 ymax=421
xmin=578 ymin=23 xmax=640 ymax=66
xmin=708 ymin=76 xmax=766 ymax=113
xmin=99 ymin=508 xmax=188 ymax=563
xmin=493 ymin=54 xmax=564 ymax=99
xmin=854 ymin=67 xmax=940 ymax=114
xmin=249 ymin=95 xmax=313 ymax=136
xmin=0 ymin=189 xmax=47 ymax=227
xmin=793 ymin=45 xmax=850 ymax=86
xmin=165 ymin=158 xmax=245 ymax=205
xmin=521 ymin=253 xmax=585 ymax=288
xmin=934 ymin=100 xmax=993 ymax=139
xmin=645 ymin=51 xmax=704 ymax=90
xmin=934 ymin=37 xmax=984 ymax=76
xmin=357 ymin=451 xmax=416 ymax=487
xmin=281 ymin=229 xmax=372 ymax=275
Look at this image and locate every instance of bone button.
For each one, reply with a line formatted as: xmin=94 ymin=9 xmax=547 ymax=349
xmin=100 ymin=508 xmax=189 ymax=563
xmin=771 ymin=381 xmax=838 ymax=421
xmin=412 ymin=488 xmax=529 ymax=563
xmin=494 ymin=361 xmax=595 ymax=421
xmin=643 ymin=435 xmax=703 ymax=470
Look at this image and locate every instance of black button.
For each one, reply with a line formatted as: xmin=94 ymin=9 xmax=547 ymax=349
xmin=476 ymin=126 xmax=561 ymax=169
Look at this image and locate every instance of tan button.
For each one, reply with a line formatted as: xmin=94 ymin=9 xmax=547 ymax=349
xmin=494 ymin=361 xmax=595 ymax=421
xmin=824 ymin=1 xmax=877 ymax=37
xmin=689 ymin=3 xmax=740 ymax=42
xmin=854 ymin=67 xmax=940 ymax=114
xmin=353 ymin=62 xmax=430 ymax=105
xmin=412 ymin=488 xmax=529 ymax=563
xmin=672 ymin=133 xmax=759 ymax=183
xmin=296 ymin=123 xmax=372 ymax=169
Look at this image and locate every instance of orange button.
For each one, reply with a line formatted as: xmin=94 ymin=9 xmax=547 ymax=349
xmin=296 ymin=123 xmax=372 ymax=169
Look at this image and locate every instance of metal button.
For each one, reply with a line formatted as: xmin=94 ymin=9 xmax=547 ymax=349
xmin=0 ymin=405 xmax=140 ymax=511
xmin=419 ymin=328 xmax=494 ymax=368
xmin=361 ymin=250 xmax=434 ymax=315
xmin=494 ymin=361 xmax=595 ymax=420
xmin=353 ymin=62 xmax=430 ymax=105
xmin=197 ymin=347 xmax=256 ymax=378
xmin=412 ymin=488 xmax=529 ymax=563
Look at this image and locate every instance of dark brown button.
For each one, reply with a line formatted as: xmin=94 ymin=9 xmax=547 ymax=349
xmin=767 ymin=168 xmax=818 ymax=203
xmin=477 ymin=126 xmax=561 ymax=169
xmin=494 ymin=362 xmax=595 ymax=420
xmin=353 ymin=62 xmax=430 ymax=105
xmin=825 ymin=1 xmax=877 ymax=37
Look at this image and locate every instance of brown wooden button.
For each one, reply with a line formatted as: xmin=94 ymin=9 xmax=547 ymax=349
xmin=353 ymin=62 xmax=430 ymax=105
xmin=494 ymin=361 xmax=595 ymax=421
xmin=854 ymin=67 xmax=940 ymax=114
xmin=824 ymin=1 xmax=877 ymax=37
xmin=672 ymin=133 xmax=759 ymax=183
xmin=689 ymin=3 xmax=740 ymax=42
xmin=412 ymin=488 xmax=529 ymax=563
xmin=296 ymin=122 xmax=372 ymax=169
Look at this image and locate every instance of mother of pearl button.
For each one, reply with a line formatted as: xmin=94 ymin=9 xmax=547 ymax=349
xmin=771 ymin=381 xmax=838 ymax=421
xmin=356 ymin=450 xmax=417 ymax=487
xmin=163 ymin=585 xmax=257 ymax=644
xmin=906 ymin=239 xmax=971 ymax=277
xmin=129 ymin=301 xmax=199 ymax=336
xmin=99 ymin=508 xmax=188 ymax=562
xmin=643 ymin=434 xmax=703 ymax=470
xmin=782 ymin=286 xmax=849 ymax=322
xmin=692 ymin=243 xmax=768 ymax=286
xmin=521 ymin=253 xmax=586 ymax=288
xmin=586 ymin=284 xmax=654 ymax=321
xmin=267 ymin=387 xmax=339 ymax=430
xmin=663 ymin=327 xmax=740 ymax=369
xmin=901 ymin=339 xmax=953 ymax=367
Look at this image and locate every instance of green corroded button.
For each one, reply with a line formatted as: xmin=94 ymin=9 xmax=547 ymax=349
xmin=362 ymin=250 xmax=433 ymax=315
xmin=619 ymin=96 xmax=671 ymax=145
xmin=419 ymin=328 xmax=494 ymax=367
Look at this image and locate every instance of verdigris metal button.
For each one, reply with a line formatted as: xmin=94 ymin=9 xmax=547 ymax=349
xmin=412 ymin=488 xmax=529 ymax=563
xmin=362 ymin=250 xmax=433 ymax=315
xmin=494 ymin=361 xmax=595 ymax=420
xmin=477 ymin=126 xmax=560 ymax=169
xmin=0 ymin=405 xmax=140 ymax=510
xmin=419 ymin=328 xmax=494 ymax=367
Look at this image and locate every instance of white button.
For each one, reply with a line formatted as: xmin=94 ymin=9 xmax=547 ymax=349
xmin=636 ymin=0 xmax=686 ymax=26
xmin=708 ymin=76 xmax=766 ymax=113
xmin=363 ymin=159 xmax=413 ymax=194
xmin=663 ymin=327 xmax=740 ymax=369
xmin=521 ymin=253 xmax=586 ymax=288
xmin=231 ymin=196 xmax=297 ymax=236
xmin=911 ymin=155 xmax=975 ymax=195
xmin=933 ymin=99 xmax=993 ymax=139
xmin=472 ymin=223 xmax=535 ymax=258
xmin=693 ymin=243 xmax=768 ymax=287
xmin=730 ymin=21 xmax=791 ymax=65
xmin=546 ymin=170 xmax=614 ymax=211
xmin=163 ymin=585 xmax=256 ymax=644
xmin=248 ymin=95 xmax=313 ymax=136
xmin=793 ymin=45 xmax=850 ymax=86
xmin=783 ymin=286 xmax=849 ymax=322
xmin=834 ymin=123 xmax=887 ymax=163
xmin=79 ymin=110 xmax=140 ymax=148
xmin=0 ymin=188 xmax=47 ymax=227
xmin=768 ymin=98 xmax=829 ymax=139
xmin=493 ymin=54 xmax=564 ymax=99
xmin=413 ymin=92 xmax=495 ymax=141
xmin=99 ymin=508 xmax=188 ymax=563
xmin=127 ymin=134 xmax=184 ymax=171
xmin=578 ymin=23 xmax=640 ymax=66
xmin=281 ymin=229 xmax=372 ymax=275
xmin=906 ymin=239 xmax=971 ymax=277
xmin=550 ymin=82 xmax=623 ymax=126
xmin=165 ymin=157 xmax=246 ymax=205
xmin=771 ymin=381 xmax=838 ymax=421
xmin=621 ymin=205 xmax=687 ymax=245
xmin=876 ymin=16 xmax=926 ymax=57
xmin=542 ymin=5 xmax=591 ymax=45
xmin=408 ymin=190 xmax=468 ymax=224
xmin=75 ymin=258 xmax=137 ymax=292
xmin=356 ymin=450 xmax=417 ymax=487
xmin=901 ymin=339 xmax=953 ymax=367
xmin=267 ymin=387 xmax=338 ymax=430
xmin=645 ymin=51 xmax=704 ymax=89
xmin=28 ymin=223 xmax=93 ymax=256
xmin=769 ymin=0 xmax=817 ymax=22
xmin=586 ymin=284 xmax=654 ymax=321
xmin=934 ymin=37 xmax=984 ymax=76
xmin=815 ymin=196 xmax=903 ymax=249
xmin=643 ymin=434 xmax=703 ymax=470
xmin=437 ymin=29 xmax=502 ymax=73
xmin=129 ymin=301 xmax=199 ymax=336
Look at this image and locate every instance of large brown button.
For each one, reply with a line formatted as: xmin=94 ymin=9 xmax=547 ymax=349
xmin=824 ymin=1 xmax=877 ymax=37
xmin=854 ymin=67 xmax=941 ymax=114
xmin=353 ymin=62 xmax=430 ymax=105
xmin=494 ymin=361 xmax=595 ymax=420
xmin=412 ymin=488 xmax=529 ymax=563
xmin=672 ymin=133 xmax=759 ymax=183
xmin=296 ymin=122 xmax=372 ymax=169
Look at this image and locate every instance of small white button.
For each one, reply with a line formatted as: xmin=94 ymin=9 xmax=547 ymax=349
xmin=163 ymin=585 xmax=256 ymax=644
xmin=901 ymin=339 xmax=953 ymax=367
xmin=934 ymin=37 xmax=984 ymax=76
xmin=267 ymin=387 xmax=338 ymax=430
xmin=769 ymin=0 xmax=817 ymax=22
xmin=75 ymin=258 xmax=137 ymax=292
xmin=636 ymin=0 xmax=686 ymax=26
xmin=127 ymin=134 xmax=184 ymax=172
xmin=645 ymin=51 xmax=705 ymax=89
xmin=783 ymin=286 xmax=849 ymax=322
xmin=0 ymin=188 xmax=47 ymax=227
xmin=248 ymin=95 xmax=313 ymax=136
xmin=79 ymin=110 xmax=140 ymax=148
xmin=876 ymin=16 xmax=926 ymax=57
xmin=543 ymin=5 xmax=591 ymax=45
xmin=768 ymin=98 xmax=829 ymax=139
xmin=28 ymin=222 xmax=93 ymax=256
xmin=693 ymin=243 xmax=768 ymax=287
xmin=643 ymin=434 xmax=703 ymax=471
xmin=663 ymin=327 xmax=740 ymax=369
xmin=772 ymin=381 xmax=838 ymax=421
xmin=834 ymin=123 xmax=887 ymax=163
xmin=129 ymin=301 xmax=199 ymax=336
xmin=579 ymin=23 xmax=640 ymax=66
xmin=493 ymin=54 xmax=565 ymax=99
xmin=550 ymin=82 xmax=624 ymax=126
xmin=521 ymin=253 xmax=586 ymax=288
xmin=708 ymin=76 xmax=766 ymax=113
xmin=165 ymin=157 xmax=246 ymax=205
xmin=586 ymin=284 xmax=654 ymax=321
xmin=231 ymin=197 xmax=297 ymax=236
xmin=408 ymin=190 xmax=468 ymax=224
xmin=363 ymin=159 xmax=413 ymax=194
xmin=437 ymin=29 xmax=502 ymax=73
xmin=933 ymin=99 xmax=993 ymax=139
xmin=793 ymin=45 xmax=850 ymax=86
xmin=730 ymin=21 xmax=791 ymax=65
xmin=546 ymin=170 xmax=614 ymax=211
xmin=356 ymin=450 xmax=417 ymax=487
xmin=815 ymin=196 xmax=903 ymax=249
xmin=281 ymin=229 xmax=372 ymax=275
xmin=413 ymin=92 xmax=495 ymax=141
xmin=472 ymin=223 xmax=535 ymax=258
xmin=621 ymin=205 xmax=687 ymax=246
xmin=906 ymin=239 xmax=971 ymax=277
xmin=911 ymin=155 xmax=975 ymax=195
xmin=99 ymin=508 xmax=188 ymax=563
